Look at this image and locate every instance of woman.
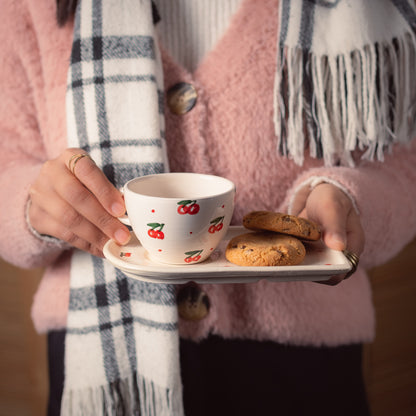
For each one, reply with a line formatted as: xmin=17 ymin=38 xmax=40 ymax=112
xmin=1 ymin=0 xmax=415 ymax=415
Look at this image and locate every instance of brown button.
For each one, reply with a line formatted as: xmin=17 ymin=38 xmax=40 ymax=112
xmin=177 ymin=284 xmax=210 ymax=321
xmin=167 ymin=82 xmax=198 ymax=115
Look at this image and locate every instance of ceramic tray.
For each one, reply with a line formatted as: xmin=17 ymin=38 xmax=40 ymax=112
xmin=103 ymin=226 xmax=352 ymax=284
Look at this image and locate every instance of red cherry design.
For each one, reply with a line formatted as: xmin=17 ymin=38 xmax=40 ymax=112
xmin=188 ymin=204 xmax=200 ymax=215
xmin=184 ymin=249 xmax=203 ymax=263
xmin=177 ymin=200 xmax=200 ymax=215
xmin=208 ymin=225 xmax=216 ymax=234
xmin=208 ymin=216 xmax=225 ymax=234
xmin=147 ymin=223 xmax=165 ymax=239
xmin=177 ymin=205 xmax=189 ymax=215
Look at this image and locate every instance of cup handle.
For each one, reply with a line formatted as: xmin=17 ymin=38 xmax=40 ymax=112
xmin=118 ymin=186 xmax=131 ymax=226
xmin=118 ymin=214 xmax=131 ymax=226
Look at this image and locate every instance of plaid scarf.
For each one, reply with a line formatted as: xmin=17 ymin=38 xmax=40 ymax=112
xmin=62 ymin=0 xmax=183 ymax=415
xmin=275 ymin=0 xmax=416 ymax=166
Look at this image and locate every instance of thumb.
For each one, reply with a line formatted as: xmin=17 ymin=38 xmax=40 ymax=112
xmin=298 ymin=206 xmax=347 ymax=252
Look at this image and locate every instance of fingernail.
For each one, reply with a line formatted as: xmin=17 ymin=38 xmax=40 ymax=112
xmin=114 ymin=228 xmax=130 ymax=244
xmin=111 ymin=202 xmax=125 ymax=217
xmin=330 ymin=232 xmax=346 ymax=249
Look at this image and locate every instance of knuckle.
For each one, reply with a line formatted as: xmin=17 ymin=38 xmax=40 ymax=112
xmin=96 ymin=234 xmax=110 ymax=250
xmin=61 ymin=230 xmax=92 ymax=254
xmin=78 ymin=240 xmax=94 ymax=254
xmin=64 ymin=148 xmax=82 ymax=159
xmin=95 ymin=184 xmax=114 ymax=202
xmin=95 ymin=212 xmax=115 ymax=230
xmin=67 ymin=185 xmax=91 ymax=206
xmin=75 ymin=157 xmax=96 ymax=177
xmin=39 ymin=159 xmax=60 ymax=179
xmin=40 ymin=159 xmax=54 ymax=173
xmin=61 ymin=208 xmax=83 ymax=229
xmin=60 ymin=229 xmax=79 ymax=246
xmin=91 ymin=246 xmax=104 ymax=258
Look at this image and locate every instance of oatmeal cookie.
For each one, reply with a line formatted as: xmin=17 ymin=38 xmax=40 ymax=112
xmin=243 ymin=211 xmax=321 ymax=241
xmin=225 ymin=231 xmax=306 ymax=266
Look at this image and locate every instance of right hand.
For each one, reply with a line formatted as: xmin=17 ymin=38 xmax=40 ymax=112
xmin=28 ymin=148 xmax=131 ymax=257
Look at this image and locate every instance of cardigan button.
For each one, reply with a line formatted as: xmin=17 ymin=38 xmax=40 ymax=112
xmin=167 ymin=82 xmax=198 ymax=115
xmin=177 ymin=284 xmax=210 ymax=321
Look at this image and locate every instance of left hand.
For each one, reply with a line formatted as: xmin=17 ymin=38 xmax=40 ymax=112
xmin=291 ymin=183 xmax=365 ymax=285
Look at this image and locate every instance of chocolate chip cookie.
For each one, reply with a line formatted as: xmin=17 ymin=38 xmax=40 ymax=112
xmin=225 ymin=231 xmax=306 ymax=266
xmin=243 ymin=211 xmax=321 ymax=241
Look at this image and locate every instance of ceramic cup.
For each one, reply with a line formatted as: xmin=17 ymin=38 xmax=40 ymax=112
xmin=119 ymin=172 xmax=235 ymax=265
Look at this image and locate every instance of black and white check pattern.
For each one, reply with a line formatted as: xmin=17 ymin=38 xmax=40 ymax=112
xmin=62 ymin=1 xmax=183 ymax=415
xmin=274 ymin=0 xmax=416 ymax=166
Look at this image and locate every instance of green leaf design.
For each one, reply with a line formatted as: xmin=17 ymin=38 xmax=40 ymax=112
xmin=210 ymin=216 xmax=224 ymax=225
xmin=185 ymin=249 xmax=203 ymax=257
xmin=178 ymin=200 xmax=193 ymax=206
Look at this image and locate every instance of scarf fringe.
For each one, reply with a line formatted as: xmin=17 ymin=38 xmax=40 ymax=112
xmin=274 ymin=31 xmax=416 ymax=166
xmin=61 ymin=374 xmax=182 ymax=416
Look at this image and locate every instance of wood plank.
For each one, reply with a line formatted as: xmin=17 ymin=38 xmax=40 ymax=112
xmin=364 ymin=238 xmax=416 ymax=416
xmin=0 ymin=259 xmax=47 ymax=416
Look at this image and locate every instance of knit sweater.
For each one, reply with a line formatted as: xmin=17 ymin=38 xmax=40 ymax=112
xmin=1 ymin=0 xmax=416 ymax=346
xmin=154 ymin=0 xmax=242 ymax=72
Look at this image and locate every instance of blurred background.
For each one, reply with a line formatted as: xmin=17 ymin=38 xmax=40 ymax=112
xmin=1 ymin=239 xmax=415 ymax=416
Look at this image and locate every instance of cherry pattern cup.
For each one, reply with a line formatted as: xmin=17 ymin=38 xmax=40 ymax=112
xmin=119 ymin=173 xmax=235 ymax=265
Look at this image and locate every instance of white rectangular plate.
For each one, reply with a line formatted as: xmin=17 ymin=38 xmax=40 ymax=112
xmin=103 ymin=226 xmax=352 ymax=284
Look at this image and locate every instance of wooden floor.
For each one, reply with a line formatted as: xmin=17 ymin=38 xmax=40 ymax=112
xmin=1 ymin=239 xmax=415 ymax=416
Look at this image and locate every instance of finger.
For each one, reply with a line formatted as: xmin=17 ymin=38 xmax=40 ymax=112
xmin=29 ymin=203 xmax=104 ymax=257
xmin=299 ymin=186 xmax=349 ymax=251
xmin=319 ymin=214 xmax=364 ymax=285
xmin=321 ymin=208 xmax=348 ymax=252
xmin=31 ymin=189 xmax=111 ymax=251
xmin=52 ymin=162 xmax=131 ymax=245
xmin=63 ymin=149 xmax=126 ymax=217
xmin=345 ymin=210 xmax=365 ymax=256
xmin=290 ymin=185 xmax=311 ymax=216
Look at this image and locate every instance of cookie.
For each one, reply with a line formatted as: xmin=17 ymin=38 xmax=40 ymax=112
xmin=243 ymin=211 xmax=321 ymax=241
xmin=225 ymin=231 xmax=306 ymax=266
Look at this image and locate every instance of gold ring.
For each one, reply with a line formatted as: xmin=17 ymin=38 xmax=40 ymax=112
xmin=343 ymin=249 xmax=360 ymax=279
xmin=68 ymin=153 xmax=93 ymax=175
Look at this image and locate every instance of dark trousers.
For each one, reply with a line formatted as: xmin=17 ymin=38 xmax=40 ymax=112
xmin=180 ymin=336 xmax=370 ymax=416
xmin=48 ymin=331 xmax=370 ymax=416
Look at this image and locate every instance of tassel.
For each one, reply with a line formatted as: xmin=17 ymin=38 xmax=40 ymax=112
xmin=275 ymin=31 xmax=416 ymax=166
xmin=61 ymin=374 xmax=182 ymax=416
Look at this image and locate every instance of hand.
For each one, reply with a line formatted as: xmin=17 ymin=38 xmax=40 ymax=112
xmin=292 ymin=183 xmax=365 ymax=285
xmin=28 ymin=148 xmax=131 ymax=257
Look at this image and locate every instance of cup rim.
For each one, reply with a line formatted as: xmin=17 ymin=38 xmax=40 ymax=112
xmin=124 ymin=172 xmax=236 ymax=200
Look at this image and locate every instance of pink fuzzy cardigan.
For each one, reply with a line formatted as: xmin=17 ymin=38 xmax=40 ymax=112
xmin=1 ymin=0 xmax=416 ymax=346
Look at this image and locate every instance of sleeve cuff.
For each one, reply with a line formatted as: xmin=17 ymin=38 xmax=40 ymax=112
xmin=25 ymin=198 xmax=71 ymax=250
xmin=287 ymin=175 xmax=360 ymax=216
